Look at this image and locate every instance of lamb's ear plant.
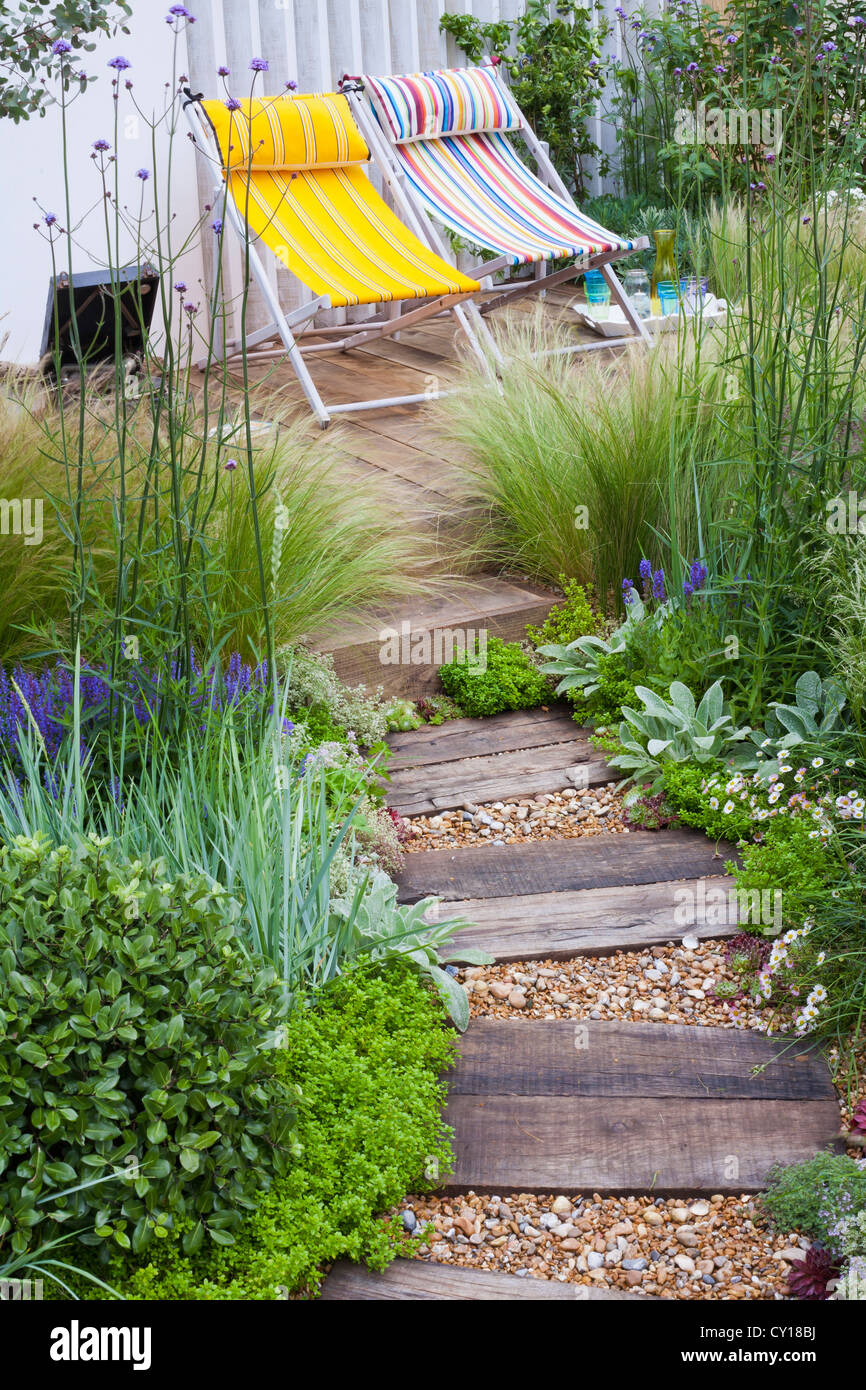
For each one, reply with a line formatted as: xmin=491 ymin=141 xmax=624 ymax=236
xmin=329 ymin=868 xmax=490 ymax=1032
xmin=610 ymin=679 xmax=753 ymax=800
xmin=539 ymin=594 xmax=665 ymax=699
xmin=744 ymin=671 xmax=850 ymax=776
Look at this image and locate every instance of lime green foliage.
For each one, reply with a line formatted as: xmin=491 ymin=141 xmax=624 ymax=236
xmin=329 ymin=869 xmax=488 ymax=1032
xmin=571 ymin=652 xmax=647 ymax=729
xmin=526 ymin=578 xmax=602 ymax=649
xmin=103 ymin=965 xmax=455 ymax=1299
xmin=0 ymin=834 xmax=293 ymax=1258
xmin=660 ymin=761 xmax=753 ymax=843
xmin=439 ymin=636 xmax=550 ymax=719
xmin=761 ymin=1155 xmax=866 ymax=1247
xmin=732 ymin=818 xmax=836 ymax=923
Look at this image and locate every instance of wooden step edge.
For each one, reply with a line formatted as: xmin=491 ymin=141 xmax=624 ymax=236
xmin=319 ymin=1258 xmax=650 ymax=1300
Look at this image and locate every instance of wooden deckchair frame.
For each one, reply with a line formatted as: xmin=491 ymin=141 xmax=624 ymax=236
xmin=184 ymin=94 xmax=500 ymax=427
xmin=343 ymin=66 xmax=653 ymax=353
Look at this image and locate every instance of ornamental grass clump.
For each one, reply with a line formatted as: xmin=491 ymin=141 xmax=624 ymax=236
xmin=0 ymin=833 xmax=296 ymax=1259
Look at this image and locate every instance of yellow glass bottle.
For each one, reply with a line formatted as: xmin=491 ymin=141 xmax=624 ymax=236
xmin=650 ymin=229 xmax=678 ymax=316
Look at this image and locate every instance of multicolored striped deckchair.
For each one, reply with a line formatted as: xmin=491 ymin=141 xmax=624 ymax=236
xmin=343 ymin=65 xmax=651 ymax=347
xmin=185 ymin=89 xmax=491 ymax=426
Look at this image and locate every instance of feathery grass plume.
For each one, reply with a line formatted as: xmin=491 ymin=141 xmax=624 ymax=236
xmin=433 ymin=312 xmax=738 ymax=607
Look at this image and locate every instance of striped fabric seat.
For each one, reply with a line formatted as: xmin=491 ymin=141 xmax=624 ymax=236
xmin=364 ymin=66 xmax=522 ymax=143
xmin=388 ymin=128 xmax=632 ymax=267
xmin=202 ymin=93 xmax=480 ymax=308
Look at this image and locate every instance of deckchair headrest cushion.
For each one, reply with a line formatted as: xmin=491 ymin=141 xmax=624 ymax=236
xmin=364 ymin=67 xmax=522 ymax=145
xmin=200 ymin=93 xmax=369 ymax=171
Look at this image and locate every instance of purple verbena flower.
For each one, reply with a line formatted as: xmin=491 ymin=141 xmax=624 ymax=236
xmin=225 ymin=97 xmax=241 ymax=111
xmin=211 ymin=219 xmax=223 ymax=234
xmin=218 ymin=65 xmax=230 ymax=76
xmin=52 ymin=38 xmax=72 ymax=55
xmin=136 ymin=168 xmax=150 ymax=180
xmin=108 ymin=56 xmax=131 ymax=71
xmin=249 ymin=57 xmax=269 ymax=72
xmin=224 ymin=458 xmax=238 ymax=471
xmin=174 ymin=280 xmax=187 ymax=293
xmin=92 ymin=138 xmax=110 ymax=151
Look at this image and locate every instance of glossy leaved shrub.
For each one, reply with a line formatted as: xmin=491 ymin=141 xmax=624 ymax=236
xmin=0 ymin=834 xmax=295 ymax=1257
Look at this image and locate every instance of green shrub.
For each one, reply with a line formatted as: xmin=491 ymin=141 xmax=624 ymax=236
xmin=661 ymin=761 xmax=754 ymax=843
xmin=526 ymin=578 xmax=602 ymax=648
xmin=732 ymin=817 xmax=835 ymax=921
xmin=572 ymin=651 xmax=647 ymax=728
xmin=761 ymin=1155 xmax=866 ymax=1246
xmin=98 ymin=963 xmax=455 ymax=1299
xmin=439 ymin=636 xmax=550 ymax=718
xmin=0 ymin=834 xmax=294 ymax=1258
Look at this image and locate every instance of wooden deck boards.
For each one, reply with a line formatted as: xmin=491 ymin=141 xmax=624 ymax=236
xmin=397 ymin=829 xmax=734 ymax=903
xmin=441 ymin=876 xmax=744 ymax=961
xmin=443 ymin=1020 xmax=840 ymax=1195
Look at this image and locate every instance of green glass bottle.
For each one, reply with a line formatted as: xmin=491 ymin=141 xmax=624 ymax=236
xmin=650 ymin=229 xmax=677 ymax=315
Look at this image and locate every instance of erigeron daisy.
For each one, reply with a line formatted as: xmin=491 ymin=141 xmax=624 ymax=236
xmin=816 ymin=951 xmax=826 ymax=966
xmin=794 ymin=769 xmax=805 ymax=782
xmin=808 ymin=985 xmax=828 ymax=1005
xmin=723 ymin=800 xmax=735 ymax=814
xmin=845 ymin=758 xmax=856 ymax=767
xmin=709 ymin=796 xmax=719 ymax=810
xmin=812 ymin=757 xmax=824 ymax=768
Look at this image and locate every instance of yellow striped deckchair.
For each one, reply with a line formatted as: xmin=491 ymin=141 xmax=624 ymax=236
xmin=186 ymin=90 xmax=489 ymax=426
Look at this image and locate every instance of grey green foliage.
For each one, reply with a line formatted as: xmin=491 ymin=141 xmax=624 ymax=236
xmin=610 ymin=679 xmax=753 ymax=799
xmin=0 ymin=2 xmax=130 ymax=123
xmin=539 ymin=594 xmax=659 ymax=700
xmin=329 ymin=869 xmax=491 ymax=1032
xmin=745 ymin=671 xmax=849 ymax=776
xmin=0 ymin=833 xmax=296 ymax=1257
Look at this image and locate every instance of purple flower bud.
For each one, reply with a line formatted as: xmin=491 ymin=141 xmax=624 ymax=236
xmin=108 ymin=56 xmax=131 ymax=71
xmin=285 ymin=80 xmax=298 ymax=90
xmin=793 ymin=24 xmax=803 ymax=35
xmin=687 ymin=61 xmax=698 ymax=71
xmin=136 ymin=168 xmax=150 ymax=180
xmin=44 ymin=213 xmax=57 ymax=226
xmin=224 ymin=458 xmax=238 ymax=472
xmin=225 ymin=97 xmax=241 ymax=111
xmin=92 ymin=138 xmax=110 ymax=151
xmin=765 ymin=151 xmax=775 ymax=162
xmin=673 ymin=66 xmax=682 ymax=76
xmin=174 ymin=281 xmax=187 ymax=293
xmin=184 ymin=301 xmax=197 ymax=314
xmin=211 ymin=219 xmax=223 ymax=234
xmin=249 ymin=57 xmax=269 ymax=72
xmin=218 ymin=65 xmax=230 ymax=76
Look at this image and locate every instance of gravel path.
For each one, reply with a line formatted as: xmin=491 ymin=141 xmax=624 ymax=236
xmin=457 ymin=940 xmax=759 ymax=1027
xmin=396 ymin=1192 xmax=806 ymax=1299
xmin=403 ymin=784 xmax=629 ymax=852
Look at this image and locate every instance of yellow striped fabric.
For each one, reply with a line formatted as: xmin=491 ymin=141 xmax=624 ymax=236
xmin=201 ymin=93 xmax=369 ymax=170
xmin=226 ymin=164 xmax=480 ymax=307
